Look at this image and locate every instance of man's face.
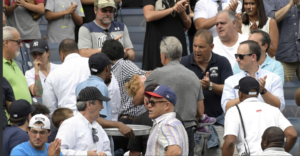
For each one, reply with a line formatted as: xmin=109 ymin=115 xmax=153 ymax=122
xmin=91 ymin=99 xmax=104 ymax=120
xmin=248 ymin=33 xmax=265 ymax=53
xmin=95 ymin=7 xmax=114 ymax=25
xmin=193 ymin=36 xmax=213 ymax=63
xmin=105 ymin=65 xmax=112 ymax=84
xmin=216 ymin=13 xmax=236 ymax=40
xmin=4 ymin=30 xmax=22 ymax=60
xmin=236 ymin=44 xmax=254 ymax=71
xmin=148 ymin=97 xmax=168 ymax=119
xmin=28 ymin=123 xmax=50 ymax=150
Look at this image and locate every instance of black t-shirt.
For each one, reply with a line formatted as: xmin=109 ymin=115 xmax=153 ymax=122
xmin=127 ymin=111 xmax=183 ymax=155
xmin=75 ymin=4 xmax=96 ymax=43
xmin=3 ymin=77 xmax=15 ymax=130
xmin=188 ymin=0 xmax=197 ymax=36
xmin=3 ymin=126 xmax=29 ymax=156
xmin=122 ymin=0 xmax=143 ymax=8
xmin=180 ymin=52 xmax=233 ymax=117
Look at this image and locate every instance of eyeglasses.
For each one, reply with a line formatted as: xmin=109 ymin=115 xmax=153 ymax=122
xmin=235 ymin=53 xmax=253 ymax=60
xmin=148 ymin=100 xmax=168 ymax=107
xmin=104 ymin=29 xmax=112 ymax=40
xmin=4 ymin=39 xmax=22 ymax=45
xmin=92 ymin=128 xmax=99 ymax=143
xmin=30 ymin=130 xmax=48 ymax=136
xmin=100 ymin=8 xmax=114 ymax=13
xmin=162 ymin=37 xmax=170 ymax=52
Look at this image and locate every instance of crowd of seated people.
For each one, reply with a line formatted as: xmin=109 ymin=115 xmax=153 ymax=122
xmin=2 ymin=0 xmax=300 ymax=155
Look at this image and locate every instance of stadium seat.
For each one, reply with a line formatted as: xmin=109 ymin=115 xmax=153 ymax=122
xmin=32 ymin=97 xmax=43 ymax=104
xmin=48 ymin=43 xmax=61 ymax=62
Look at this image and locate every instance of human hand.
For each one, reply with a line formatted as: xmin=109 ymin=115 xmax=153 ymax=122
xmin=114 ymin=34 xmax=123 ymax=41
xmin=200 ymin=72 xmax=210 ymax=90
xmin=258 ymin=75 xmax=267 ymax=93
xmin=235 ymin=13 xmax=242 ymax=24
xmin=250 ymin=21 xmax=258 ymax=31
xmin=65 ymin=2 xmax=77 ymax=15
xmin=293 ymin=0 xmax=300 ymax=6
xmin=33 ymin=59 xmax=42 ymax=71
xmin=145 ymin=71 xmax=152 ymax=77
xmin=47 ymin=138 xmax=61 ymax=156
xmin=87 ymin=150 xmax=98 ymax=156
xmin=228 ymin=0 xmax=238 ymax=12
xmin=118 ymin=123 xmax=135 ymax=138
xmin=97 ymin=151 xmax=107 ymax=156
xmin=15 ymin=0 xmax=27 ymax=7
xmin=174 ymin=0 xmax=189 ymax=15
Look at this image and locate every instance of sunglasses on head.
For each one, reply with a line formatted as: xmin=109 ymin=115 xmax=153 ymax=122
xmin=235 ymin=53 xmax=253 ymax=60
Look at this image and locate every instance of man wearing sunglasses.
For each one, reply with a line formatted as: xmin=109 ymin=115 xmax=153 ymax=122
xmin=3 ymin=26 xmax=32 ymax=104
xmin=221 ymin=40 xmax=284 ymax=113
xmin=78 ymin=0 xmax=135 ymax=61
xmin=144 ymin=85 xmax=188 ymax=156
xmin=56 ymin=87 xmax=111 ymax=156
xmin=10 ymin=114 xmax=63 ymax=156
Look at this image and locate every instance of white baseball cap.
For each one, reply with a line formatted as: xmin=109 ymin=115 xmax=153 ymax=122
xmin=29 ymin=114 xmax=51 ymax=130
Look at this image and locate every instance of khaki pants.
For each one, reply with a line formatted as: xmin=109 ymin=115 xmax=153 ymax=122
xmin=194 ymin=125 xmax=238 ymax=156
xmin=280 ymin=61 xmax=300 ymax=81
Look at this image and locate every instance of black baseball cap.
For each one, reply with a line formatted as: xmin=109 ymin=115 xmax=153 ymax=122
xmin=234 ymin=76 xmax=260 ymax=95
xmin=77 ymin=87 xmax=111 ymax=102
xmin=89 ymin=53 xmax=113 ymax=74
xmin=9 ymin=99 xmax=36 ymax=121
xmin=30 ymin=39 xmax=49 ymax=54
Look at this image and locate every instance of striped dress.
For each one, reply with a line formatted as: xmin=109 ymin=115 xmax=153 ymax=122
xmin=145 ymin=112 xmax=189 ymax=156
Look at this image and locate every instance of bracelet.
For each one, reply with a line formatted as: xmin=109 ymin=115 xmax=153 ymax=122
xmin=183 ymin=16 xmax=189 ymax=23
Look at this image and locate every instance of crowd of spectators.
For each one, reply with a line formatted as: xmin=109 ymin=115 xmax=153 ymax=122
xmin=2 ymin=0 xmax=300 ymax=155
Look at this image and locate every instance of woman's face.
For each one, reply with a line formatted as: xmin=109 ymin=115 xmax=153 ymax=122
xmin=31 ymin=51 xmax=49 ymax=64
xmin=244 ymin=0 xmax=257 ymax=17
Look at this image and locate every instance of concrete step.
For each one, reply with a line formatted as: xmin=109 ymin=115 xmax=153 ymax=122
xmin=116 ymin=8 xmax=145 ymax=27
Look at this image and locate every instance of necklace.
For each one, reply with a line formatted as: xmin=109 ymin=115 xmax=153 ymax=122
xmin=204 ymin=52 xmax=212 ymax=63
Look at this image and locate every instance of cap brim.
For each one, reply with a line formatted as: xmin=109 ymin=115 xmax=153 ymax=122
xmin=98 ymin=96 xmax=111 ymax=102
xmin=144 ymin=92 xmax=163 ymax=98
xmin=30 ymin=47 xmax=46 ymax=54
xmin=234 ymin=85 xmax=240 ymax=89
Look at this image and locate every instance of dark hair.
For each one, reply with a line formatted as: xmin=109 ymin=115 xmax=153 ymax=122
xmin=145 ymin=83 xmax=160 ymax=92
xmin=10 ymin=116 xmax=27 ymax=124
xmin=194 ymin=29 xmax=213 ymax=45
xmin=31 ymin=104 xmax=50 ymax=117
xmin=250 ymin=30 xmax=271 ymax=52
xmin=59 ymin=39 xmax=79 ymax=54
xmin=240 ymin=40 xmax=261 ymax=61
xmin=102 ymin=40 xmax=124 ymax=61
xmin=242 ymin=0 xmax=267 ymax=29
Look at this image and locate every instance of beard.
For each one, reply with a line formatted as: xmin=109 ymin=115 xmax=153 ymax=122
xmin=97 ymin=15 xmax=112 ymax=25
xmin=104 ymin=77 xmax=111 ymax=85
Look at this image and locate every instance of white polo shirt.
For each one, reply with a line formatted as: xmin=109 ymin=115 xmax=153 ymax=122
xmin=213 ymin=33 xmax=248 ymax=67
xmin=194 ymin=0 xmax=242 ymax=37
xmin=221 ymin=67 xmax=285 ymax=112
xmin=224 ymin=97 xmax=292 ymax=155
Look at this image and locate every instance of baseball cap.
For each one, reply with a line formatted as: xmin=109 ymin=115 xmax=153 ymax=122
xmin=89 ymin=53 xmax=113 ymax=74
xmin=96 ymin=0 xmax=116 ymax=8
xmin=29 ymin=114 xmax=51 ymax=130
xmin=234 ymin=76 xmax=260 ymax=95
xmin=9 ymin=99 xmax=36 ymax=120
xmin=77 ymin=87 xmax=111 ymax=102
xmin=30 ymin=39 xmax=49 ymax=54
xmin=144 ymin=85 xmax=177 ymax=105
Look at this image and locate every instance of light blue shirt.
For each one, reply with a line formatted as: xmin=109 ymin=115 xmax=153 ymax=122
xmin=10 ymin=141 xmax=63 ymax=156
xmin=221 ymin=67 xmax=285 ymax=112
xmin=232 ymin=54 xmax=284 ymax=84
xmin=76 ymin=75 xmax=111 ymax=120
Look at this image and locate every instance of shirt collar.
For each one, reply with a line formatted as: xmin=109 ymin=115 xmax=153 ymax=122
xmin=3 ymin=57 xmax=15 ymax=65
xmin=89 ymin=75 xmax=104 ymax=82
xmin=264 ymin=147 xmax=286 ymax=152
xmin=112 ymin=58 xmax=123 ymax=71
xmin=190 ymin=52 xmax=217 ymax=66
xmin=77 ymin=112 xmax=97 ymax=128
xmin=242 ymin=97 xmax=260 ymax=103
xmin=64 ymin=53 xmax=82 ymax=62
xmin=243 ymin=65 xmax=262 ymax=79
xmin=261 ymin=54 xmax=271 ymax=68
xmin=153 ymin=112 xmax=176 ymax=125
xmin=166 ymin=60 xmax=180 ymax=66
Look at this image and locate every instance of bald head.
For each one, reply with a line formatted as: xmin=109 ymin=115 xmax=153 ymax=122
xmin=261 ymin=127 xmax=285 ymax=150
xmin=59 ymin=39 xmax=79 ymax=54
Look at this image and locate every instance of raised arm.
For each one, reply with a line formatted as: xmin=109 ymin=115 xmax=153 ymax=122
xmin=267 ymin=19 xmax=279 ymax=57
xmin=264 ymin=0 xmax=295 ymax=23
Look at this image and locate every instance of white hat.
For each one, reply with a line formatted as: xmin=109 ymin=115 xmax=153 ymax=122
xmin=29 ymin=114 xmax=51 ymax=130
xmin=96 ymin=0 xmax=116 ymax=8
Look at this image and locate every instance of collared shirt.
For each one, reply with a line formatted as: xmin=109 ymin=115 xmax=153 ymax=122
xmin=260 ymin=147 xmax=292 ymax=156
xmin=76 ymin=75 xmax=112 ymax=120
xmin=224 ymin=98 xmax=292 ymax=155
xmin=145 ymin=112 xmax=188 ymax=156
xmin=144 ymin=61 xmax=204 ymax=128
xmin=264 ymin=0 xmax=300 ymax=62
xmin=232 ymin=54 xmax=284 ymax=84
xmin=42 ymin=53 xmax=90 ymax=116
xmin=221 ymin=67 xmax=285 ymax=112
xmin=180 ymin=52 xmax=233 ymax=117
xmin=3 ymin=58 xmax=32 ymax=104
xmin=111 ymin=58 xmax=147 ymax=117
xmin=108 ymin=75 xmax=121 ymax=121
xmin=194 ymin=0 xmax=242 ymax=37
xmin=56 ymin=113 xmax=111 ymax=156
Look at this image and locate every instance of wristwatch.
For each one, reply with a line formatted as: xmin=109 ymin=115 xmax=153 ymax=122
xmin=260 ymin=88 xmax=267 ymax=95
xmin=208 ymin=82 xmax=213 ymax=91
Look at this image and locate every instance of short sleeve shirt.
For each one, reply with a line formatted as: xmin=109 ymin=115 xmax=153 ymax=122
xmin=3 ymin=126 xmax=29 ymax=156
xmin=180 ymin=52 xmax=233 ymax=117
xmin=78 ymin=20 xmax=134 ymax=49
xmin=45 ymin=0 xmax=85 ymax=43
xmin=3 ymin=77 xmax=15 ymax=130
xmin=11 ymin=141 xmax=63 ymax=156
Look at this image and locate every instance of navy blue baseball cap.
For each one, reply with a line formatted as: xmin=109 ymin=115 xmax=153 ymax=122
xmin=89 ymin=53 xmax=113 ymax=74
xmin=234 ymin=76 xmax=260 ymax=95
xmin=30 ymin=39 xmax=49 ymax=54
xmin=144 ymin=85 xmax=177 ymax=105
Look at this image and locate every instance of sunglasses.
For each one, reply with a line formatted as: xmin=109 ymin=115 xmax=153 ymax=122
xmin=148 ymin=100 xmax=168 ymax=107
xmin=104 ymin=29 xmax=112 ymax=40
xmin=92 ymin=128 xmax=99 ymax=143
xmin=4 ymin=39 xmax=22 ymax=45
xmin=100 ymin=8 xmax=114 ymax=13
xmin=235 ymin=53 xmax=253 ymax=60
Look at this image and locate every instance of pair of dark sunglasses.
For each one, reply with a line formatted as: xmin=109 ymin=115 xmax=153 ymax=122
xmin=100 ymin=8 xmax=114 ymax=13
xmin=148 ymin=100 xmax=168 ymax=107
xmin=235 ymin=53 xmax=253 ymax=60
xmin=3 ymin=39 xmax=22 ymax=45
xmin=92 ymin=128 xmax=99 ymax=143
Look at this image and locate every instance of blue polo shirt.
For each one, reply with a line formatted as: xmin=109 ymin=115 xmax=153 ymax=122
xmin=232 ymin=54 xmax=284 ymax=84
xmin=180 ymin=52 xmax=233 ymax=117
xmin=75 ymin=75 xmax=111 ymax=120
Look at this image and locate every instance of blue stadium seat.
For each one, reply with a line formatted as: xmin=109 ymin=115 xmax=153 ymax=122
xmin=48 ymin=43 xmax=61 ymax=63
xmin=284 ymin=81 xmax=300 ymax=99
